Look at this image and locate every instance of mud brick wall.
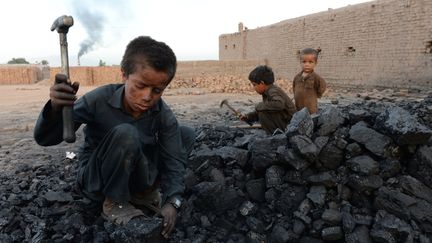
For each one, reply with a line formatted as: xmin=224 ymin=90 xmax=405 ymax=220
xmin=219 ymin=0 xmax=432 ymax=89
xmin=46 ymin=60 xmax=267 ymax=90
xmin=0 ymin=65 xmax=48 ymax=85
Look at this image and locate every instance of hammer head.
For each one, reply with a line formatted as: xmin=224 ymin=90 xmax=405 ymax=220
xmin=51 ymin=15 xmax=74 ymax=33
xmin=220 ymin=99 xmax=228 ymax=108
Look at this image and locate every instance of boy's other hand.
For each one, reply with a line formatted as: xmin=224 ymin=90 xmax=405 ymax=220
xmin=239 ymin=114 xmax=248 ymax=121
xmin=160 ymin=203 xmax=177 ymax=238
xmin=50 ymin=74 xmax=80 ymax=112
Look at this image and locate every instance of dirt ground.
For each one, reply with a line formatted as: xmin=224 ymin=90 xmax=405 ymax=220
xmin=0 ymin=83 xmax=429 ymax=176
xmin=0 ymin=84 xmax=267 ymax=175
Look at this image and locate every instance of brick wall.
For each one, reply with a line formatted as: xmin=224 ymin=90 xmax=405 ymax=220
xmin=219 ymin=0 xmax=432 ymax=89
xmin=0 ymin=65 xmax=49 ymax=84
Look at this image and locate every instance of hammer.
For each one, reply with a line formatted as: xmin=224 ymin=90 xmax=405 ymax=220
xmin=220 ymin=99 xmax=253 ymax=126
xmin=51 ymin=15 xmax=75 ymax=143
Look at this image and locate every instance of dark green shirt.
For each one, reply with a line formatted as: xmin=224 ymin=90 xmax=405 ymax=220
xmin=34 ymin=84 xmax=186 ymax=200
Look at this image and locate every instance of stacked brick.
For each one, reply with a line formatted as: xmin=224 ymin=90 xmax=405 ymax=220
xmin=0 ymin=65 xmax=41 ymax=84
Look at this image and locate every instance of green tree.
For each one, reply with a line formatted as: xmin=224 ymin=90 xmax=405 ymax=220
xmin=7 ymin=57 xmax=29 ymax=64
xmin=41 ymin=60 xmax=49 ymax=65
xmin=98 ymin=59 xmax=106 ymax=66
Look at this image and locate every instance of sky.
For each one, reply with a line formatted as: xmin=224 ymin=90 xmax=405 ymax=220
xmin=0 ymin=0 xmax=372 ymax=67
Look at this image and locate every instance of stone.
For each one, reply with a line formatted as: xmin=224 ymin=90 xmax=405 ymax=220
xmin=379 ymin=159 xmax=401 ymax=180
xmin=289 ymin=135 xmax=319 ymax=162
xmin=265 ymin=165 xmax=285 ymax=188
xmin=293 ymin=219 xmax=306 ymax=235
xmin=375 ymin=106 xmax=432 ymax=145
xmin=370 ymin=229 xmax=395 ymax=243
xmin=214 ymin=146 xmax=249 ymax=167
xmin=286 ymin=108 xmax=314 ymax=137
xmin=246 ymin=217 xmax=265 ymax=233
xmin=342 ymin=211 xmax=356 ymax=233
xmin=374 ymin=187 xmax=417 ymax=220
xmin=107 ymin=217 xmax=165 ymax=243
xmin=192 ymin=182 xmax=243 ymax=214
xmin=307 ymin=186 xmax=327 ymax=206
xmin=345 ymin=142 xmax=363 ymax=159
xmin=399 ymin=175 xmax=432 ymax=204
xmin=407 ymin=145 xmax=432 ymax=186
xmin=269 ymin=225 xmax=297 ymax=243
xmin=409 ymin=200 xmax=432 ymax=233
xmin=348 ymin=109 xmax=371 ymax=124
xmin=321 ymin=226 xmax=343 ymax=241
xmin=307 ymin=171 xmax=338 ymax=187
xmin=372 ymin=210 xmax=413 ymax=242
xmin=277 ymin=146 xmax=310 ymax=171
xmin=321 ymin=209 xmax=342 ymax=225
xmin=319 ymin=141 xmax=344 ymax=169
xmin=276 ymin=185 xmax=307 ymax=216
xmin=249 ymin=135 xmax=287 ymax=170
xmin=347 ymin=174 xmax=383 ymax=192
xmin=314 ymin=136 xmax=329 ymax=153
xmin=349 ymin=122 xmax=392 ymax=157
xmin=239 ymin=201 xmax=257 ymax=216
xmin=345 ymin=225 xmax=373 ymax=243
xmin=209 ymin=168 xmax=225 ymax=182
xmin=42 ymin=190 xmax=73 ymax=203
xmin=245 ymin=178 xmax=266 ymax=202
xmin=317 ymin=106 xmax=345 ymax=136
xmin=346 ymin=155 xmax=379 ymax=175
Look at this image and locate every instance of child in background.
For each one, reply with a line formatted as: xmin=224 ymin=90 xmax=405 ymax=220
xmin=293 ymin=48 xmax=326 ymax=114
xmin=241 ymin=65 xmax=296 ymax=134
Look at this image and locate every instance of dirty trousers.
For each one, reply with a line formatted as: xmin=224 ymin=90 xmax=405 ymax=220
xmin=76 ymin=123 xmax=195 ymax=202
xmin=258 ymin=111 xmax=290 ymax=134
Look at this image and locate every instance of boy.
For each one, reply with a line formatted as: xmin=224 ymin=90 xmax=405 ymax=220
xmin=34 ymin=36 xmax=195 ymax=239
xmin=240 ymin=65 xmax=296 ymax=134
xmin=293 ymin=48 xmax=327 ymax=114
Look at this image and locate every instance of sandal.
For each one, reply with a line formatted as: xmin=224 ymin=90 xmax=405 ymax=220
xmin=101 ymin=199 xmax=145 ymax=225
xmin=130 ymin=190 xmax=162 ymax=214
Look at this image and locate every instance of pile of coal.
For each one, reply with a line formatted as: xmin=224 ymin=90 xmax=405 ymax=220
xmin=172 ymin=97 xmax=432 ymax=242
xmin=1 ymin=96 xmax=432 ymax=242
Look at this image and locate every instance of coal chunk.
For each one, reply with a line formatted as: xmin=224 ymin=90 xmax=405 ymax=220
xmin=349 ymin=122 xmax=392 ymax=157
xmin=375 ymin=106 xmax=432 ymax=145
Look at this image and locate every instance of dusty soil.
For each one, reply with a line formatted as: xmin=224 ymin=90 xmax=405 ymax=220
xmin=0 ymin=83 xmax=428 ymax=175
xmin=0 ymin=84 xmax=263 ymax=175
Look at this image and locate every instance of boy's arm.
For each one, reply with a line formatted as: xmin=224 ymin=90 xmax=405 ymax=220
xmin=244 ymin=110 xmax=259 ymax=122
xmin=315 ymin=75 xmax=327 ymax=98
xmin=256 ymin=89 xmax=286 ymax=111
xmin=158 ymin=112 xmax=187 ymax=203
xmin=34 ymin=101 xmax=65 ymax=146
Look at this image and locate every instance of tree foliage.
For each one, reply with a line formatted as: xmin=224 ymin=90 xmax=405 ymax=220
xmin=7 ymin=58 xmax=29 ymax=64
xmin=98 ymin=59 xmax=106 ymax=67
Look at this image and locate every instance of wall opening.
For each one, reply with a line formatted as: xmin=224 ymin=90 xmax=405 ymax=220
xmin=425 ymin=41 xmax=432 ymax=53
xmin=233 ymin=44 xmax=236 ymax=49
xmin=225 ymin=45 xmax=228 ymax=50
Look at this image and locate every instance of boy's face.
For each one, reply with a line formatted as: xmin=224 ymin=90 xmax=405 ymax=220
xmin=300 ymin=54 xmax=317 ymax=74
xmin=122 ymin=64 xmax=169 ymax=118
xmin=251 ymin=81 xmax=267 ymax=95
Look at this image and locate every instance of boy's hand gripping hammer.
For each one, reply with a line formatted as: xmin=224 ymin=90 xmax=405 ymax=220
xmin=220 ymin=99 xmax=253 ymax=126
xmin=51 ymin=15 xmax=76 ymax=143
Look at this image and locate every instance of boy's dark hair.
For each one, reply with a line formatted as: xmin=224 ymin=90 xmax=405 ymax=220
xmin=248 ymin=65 xmax=274 ymax=85
xmin=300 ymin=48 xmax=319 ymax=61
xmin=121 ymin=36 xmax=177 ymax=83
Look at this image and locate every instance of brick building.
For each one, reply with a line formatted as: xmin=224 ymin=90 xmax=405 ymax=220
xmin=219 ymin=0 xmax=432 ymax=89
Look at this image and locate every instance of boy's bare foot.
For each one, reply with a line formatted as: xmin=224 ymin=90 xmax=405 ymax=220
xmin=102 ymin=197 xmax=145 ymax=225
xmin=131 ymin=191 xmax=162 ymax=214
